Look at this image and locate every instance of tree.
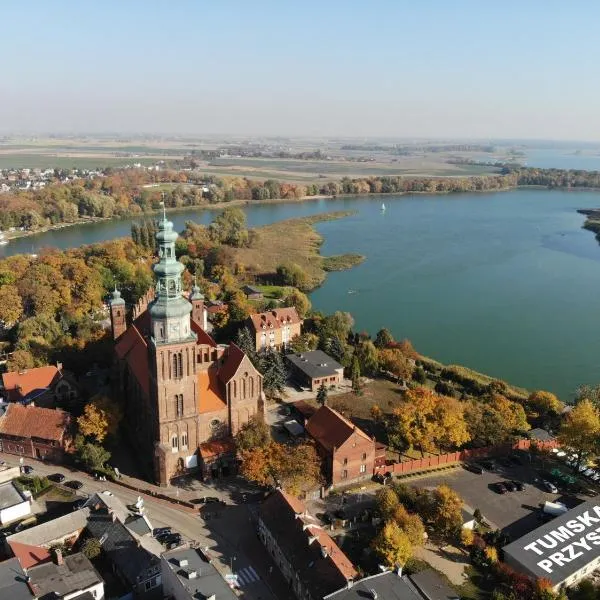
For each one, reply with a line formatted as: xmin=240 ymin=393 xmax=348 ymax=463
xmin=558 ymin=399 xmax=600 ymax=470
xmin=235 ymin=326 xmax=256 ymax=364
xmin=209 ymin=207 xmax=249 ymax=247
xmin=434 ymin=395 xmax=471 ymax=451
xmin=6 ymin=348 xmax=36 ymax=371
xmin=528 ymin=390 xmax=563 ymax=418
xmin=374 ymin=328 xmax=394 ymax=349
xmin=392 ymin=504 xmax=425 ymax=546
xmin=378 ymin=348 xmax=413 ymax=382
xmin=351 ymin=355 xmax=361 ymax=394
xmin=430 ymin=484 xmax=463 ymax=537
xmin=375 ymin=487 xmax=400 ymax=520
xmin=82 ymin=537 xmax=102 ymax=559
xmin=283 ymin=289 xmax=311 ymax=318
xmin=355 ymin=340 xmax=379 ymax=376
xmin=235 ymin=414 xmax=270 ymax=452
xmin=75 ymin=436 xmax=111 ymax=471
xmin=289 ymin=332 xmax=319 ymax=354
xmin=316 ymin=382 xmax=328 ymax=406
xmin=77 ymin=395 xmax=123 ymax=443
xmin=371 ymin=521 xmax=413 ymax=568
xmin=0 ymin=284 xmax=23 ymax=325
xmin=257 ymin=349 xmax=287 ymax=396
xmin=276 ymin=263 xmax=309 ymax=290
xmin=574 ymin=384 xmax=600 ymax=409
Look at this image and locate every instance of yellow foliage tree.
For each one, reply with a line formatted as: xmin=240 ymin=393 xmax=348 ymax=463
xmin=485 ymin=546 xmax=498 ymax=563
xmin=392 ymin=504 xmax=425 ymax=546
xmin=77 ymin=395 xmax=123 ymax=443
xmin=371 ymin=520 xmax=413 ymax=568
xmin=430 ymin=484 xmax=463 ymax=537
xmin=375 ymin=487 xmax=400 ymax=520
xmin=558 ymin=399 xmax=600 ymax=470
xmin=460 ymin=528 xmax=474 ymax=547
xmin=528 ymin=390 xmax=564 ymax=417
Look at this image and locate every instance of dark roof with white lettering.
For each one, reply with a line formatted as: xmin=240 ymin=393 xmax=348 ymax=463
xmin=503 ymin=498 xmax=600 ymax=585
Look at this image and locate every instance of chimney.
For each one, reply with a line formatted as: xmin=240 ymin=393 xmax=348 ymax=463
xmin=54 ymin=548 xmax=64 ymax=566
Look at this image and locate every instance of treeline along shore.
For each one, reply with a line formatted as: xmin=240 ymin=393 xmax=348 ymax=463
xmin=3 ymin=165 xmax=600 ymax=232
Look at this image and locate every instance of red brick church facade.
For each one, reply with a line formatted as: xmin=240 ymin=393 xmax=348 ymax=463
xmin=110 ymin=214 xmax=264 ymax=485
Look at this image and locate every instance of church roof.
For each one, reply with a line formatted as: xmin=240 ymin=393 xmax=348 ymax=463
xmin=191 ymin=320 xmax=217 ymax=347
xmin=114 ymin=324 xmax=150 ymax=397
xmin=197 ymin=368 xmax=227 ymax=414
xmin=218 ymin=343 xmax=246 ymax=384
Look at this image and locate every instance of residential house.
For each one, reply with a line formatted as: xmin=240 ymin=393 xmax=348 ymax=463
xmin=0 ymin=403 xmax=71 ymax=462
xmin=0 ymin=557 xmax=34 ymax=600
xmin=286 ymin=350 xmax=343 ymax=392
xmin=248 ymin=307 xmax=303 ymax=351
xmin=242 ymin=285 xmax=263 ymax=300
xmin=258 ymin=489 xmax=357 ymax=600
xmin=0 ymin=481 xmax=31 ymax=525
xmin=161 ymin=547 xmax=237 ymax=600
xmin=305 ymin=406 xmax=376 ymax=487
xmin=324 ymin=571 xmax=423 ymax=600
xmin=408 ymin=569 xmax=460 ymax=600
xmin=1 ymin=363 xmax=78 ymax=408
xmin=27 ymin=550 xmax=105 ymax=600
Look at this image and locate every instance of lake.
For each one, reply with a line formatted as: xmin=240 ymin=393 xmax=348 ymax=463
xmin=3 ymin=189 xmax=600 ymax=399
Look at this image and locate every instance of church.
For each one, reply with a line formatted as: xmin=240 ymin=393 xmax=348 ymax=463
xmin=109 ymin=211 xmax=264 ymax=485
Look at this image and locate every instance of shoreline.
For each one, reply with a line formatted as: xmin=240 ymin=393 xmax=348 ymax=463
xmin=7 ymin=184 xmax=600 ymax=245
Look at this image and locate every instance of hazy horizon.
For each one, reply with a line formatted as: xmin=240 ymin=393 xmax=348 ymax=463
xmin=2 ymin=1 xmax=600 ymax=141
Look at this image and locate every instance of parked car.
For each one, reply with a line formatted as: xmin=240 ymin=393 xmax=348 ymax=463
xmin=48 ymin=473 xmax=65 ymax=483
xmin=153 ymin=527 xmax=171 ymax=537
xmin=504 ymin=481 xmax=517 ymax=492
xmin=201 ymin=496 xmax=222 ymax=504
xmin=512 ymin=480 xmax=526 ymax=491
xmin=21 ymin=465 xmax=33 ymax=475
xmin=542 ymin=480 xmax=558 ymax=493
xmin=464 ymin=463 xmax=484 ymax=474
xmin=492 ymin=482 xmax=507 ymax=494
xmin=65 ymin=480 xmax=83 ymax=490
xmin=160 ymin=533 xmax=182 ymax=546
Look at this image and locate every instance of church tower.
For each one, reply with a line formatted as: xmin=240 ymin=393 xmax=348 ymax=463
xmin=109 ymin=288 xmax=126 ymax=340
xmin=189 ymin=281 xmax=207 ymax=331
xmin=148 ymin=210 xmax=198 ymax=485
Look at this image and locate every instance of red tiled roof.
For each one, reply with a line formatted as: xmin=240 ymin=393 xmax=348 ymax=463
xmin=191 ymin=320 xmax=217 ymax=347
xmin=306 ymin=406 xmax=373 ymax=452
xmin=259 ymin=490 xmax=357 ymax=596
xmin=2 ymin=366 xmax=61 ymax=402
xmin=292 ymin=400 xmax=317 ymax=419
xmin=218 ymin=343 xmax=245 ymax=384
xmin=114 ymin=324 xmax=150 ymax=397
xmin=248 ymin=307 xmax=302 ymax=333
xmin=199 ymin=437 xmax=235 ymax=459
xmin=0 ymin=404 xmax=70 ymax=442
xmin=198 ymin=367 xmax=227 ymax=414
xmin=9 ymin=541 xmax=51 ymax=569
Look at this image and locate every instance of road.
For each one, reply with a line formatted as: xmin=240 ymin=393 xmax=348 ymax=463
xmin=4 ymin=453 xmax=294 ymax=600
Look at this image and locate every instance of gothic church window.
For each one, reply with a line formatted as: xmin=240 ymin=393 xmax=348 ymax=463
xmin=175 ymin=394 xmax=183 ymax=417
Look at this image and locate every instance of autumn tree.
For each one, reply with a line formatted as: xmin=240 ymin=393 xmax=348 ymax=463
xmin=235 ymin=414 xmax=270 ymax=452
xmin=378 ymin=347 xmax=413 ymax=382
xmin=375 ymin=487 xmax=400 ymax=520
xmin=0 ymin=284 xmax=23 ymax=325
xmin=283 ymin=289 xmax=311 ymax=318
xmin=77 ymin=395 xmax=123 ymax=443
xmin=371 ymin=520 xmax=413 ymax=568
xmin=558 ymin=399 xmax=600 ymax=470
xmin=209 ymin=207 xmax=249 ymax=247
xmin=392 ymin=504 xmax=425 ymax=546
xmin=355 ymin=340 xmax=379 ymax=376
xmin=289 ymin=332 xmax=319 ymax=353
xmin=374 ymin=328 xmax=394 ymax=349
xmin=528 ymin=390 xmax=563 ymax=418
xmin=430 ymin=484 xmax=463 ymax=538
xmin=276 ymin=263 xmax=309 ymax=291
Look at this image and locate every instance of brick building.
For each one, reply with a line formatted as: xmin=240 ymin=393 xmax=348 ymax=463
xmin=258 ymin=490 xmax=357 ymax=600
xmin=247 ymin=307 xmax=303 ymax=352
xmin=111 ymin=211 xmax=264 ymax=486
xmin=306 ymin=406 xmax=375 ymax=487
xmin=286 ymin=350 xmax=343 ymax=392
xmin=1 ymin=364 xmax=78 ymax=409
xmin=0 ymin=403 xmax=71 ymax=462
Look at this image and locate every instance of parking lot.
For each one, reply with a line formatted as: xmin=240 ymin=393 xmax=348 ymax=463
xmin=414 ymin=456 xmax=592 ymax=540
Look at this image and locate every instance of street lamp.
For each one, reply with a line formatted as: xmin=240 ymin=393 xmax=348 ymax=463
xmin=230 ymin=556 xmax=236 ymax=572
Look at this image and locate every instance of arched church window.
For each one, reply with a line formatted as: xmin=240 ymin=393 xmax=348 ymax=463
xmin=178 ymin=353 xmax=183 ymax=377
xmin=171 ymin=434 xmax=179 ymax=450
xmin=173 ymin=354 xmax=179 ymax=379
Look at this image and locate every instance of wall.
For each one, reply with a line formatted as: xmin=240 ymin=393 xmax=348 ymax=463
xmin=374 ymin=439 xmax=558 ymax=476
xmin=0 ymin=466 xmax=22 ymax=484
xmin=64 ymin=581 xmax=105 ymax=600
xmin=0 ymin=436 xmax=65 ymax=463
xmin=331 ymin=432 xmax=375 ymax=487
xmin=0 ymin=497 xmax=31 ymax=525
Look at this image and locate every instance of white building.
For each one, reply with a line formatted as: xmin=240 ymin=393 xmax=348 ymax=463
xmin=0 ymin=481 xmax=31 ymax=525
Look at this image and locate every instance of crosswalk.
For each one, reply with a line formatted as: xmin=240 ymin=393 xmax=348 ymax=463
xmin=235 ymin=566 xmax=260 ymax=587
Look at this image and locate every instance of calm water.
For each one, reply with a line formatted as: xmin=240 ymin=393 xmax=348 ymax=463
xmin=4 ymin=190 xmax=600 ymax=399
xmin=524 ymin=148 xmax=600 ymax=170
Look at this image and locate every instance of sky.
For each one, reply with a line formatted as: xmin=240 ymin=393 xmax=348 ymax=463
xmin=1 ymin=0 xmax=599 ymax=140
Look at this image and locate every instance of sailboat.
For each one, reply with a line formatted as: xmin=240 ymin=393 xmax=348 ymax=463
xmin=0 ymin=233 xmax=8 ymax=246
xmin=381 ymin=202 xmax=386 ymax=212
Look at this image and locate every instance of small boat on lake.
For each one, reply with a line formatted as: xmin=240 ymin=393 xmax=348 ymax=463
xmin=381 ymin=203 xmax=386 ymax=212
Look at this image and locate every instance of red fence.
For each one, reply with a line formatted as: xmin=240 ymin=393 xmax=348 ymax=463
xmin=374 ymin=438 xmax=558 ymax=475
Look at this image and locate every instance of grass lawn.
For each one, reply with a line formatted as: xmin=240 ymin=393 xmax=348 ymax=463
xmin=256 ymin=284 xmax=292 ymax=299
xmin=0 ymin=154 xmax=159 ymax=169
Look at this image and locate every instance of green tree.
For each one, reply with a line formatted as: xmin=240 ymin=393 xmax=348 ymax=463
xmin=258 ymin=349 xmax=287 ymax=396
xmin=374 ymin=328 xmax=394 ymax=349
xmin=276 ymin=263 xmax=309 ymax=290
xmin=235 ymin=414 xmax=271 ymax=452
xmin=235 ymin=326 xmax=257 ymax=364
xmin=82 ymin=537 xmax=102 ymax=559
xmin=283 ymin=289 xmax=311 ymax=317
xmin=351 ymin=355 xmax=361 ymax=394
xmin=355 ymin=340 xmax=379 ymax=376
xmin=209 ymin=207 xmax=249 ymax=247
xmin=371 ymin=521 xmax=413 ymax=568
xmin=289 ymin=332 xmax=319 ymax=353
xmin=75 ymin=436 xmax=111 ymax=472
xmin=316 ymin=382 xmax=328 ymax=406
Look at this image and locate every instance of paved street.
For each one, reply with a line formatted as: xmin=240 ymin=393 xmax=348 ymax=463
xmin=2 ymin=453 xmax=294 ymax=600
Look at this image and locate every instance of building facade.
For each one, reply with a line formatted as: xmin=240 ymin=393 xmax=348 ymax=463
xmin=286 ymin=350 xmax=343 ymax=392
xmin=306 ymin=406 xmax=376 ymax=487
xmin=111 ymin=212 xmax=264 ymax=486
xmin=248 ymin=307 xmax=303 ymax=352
